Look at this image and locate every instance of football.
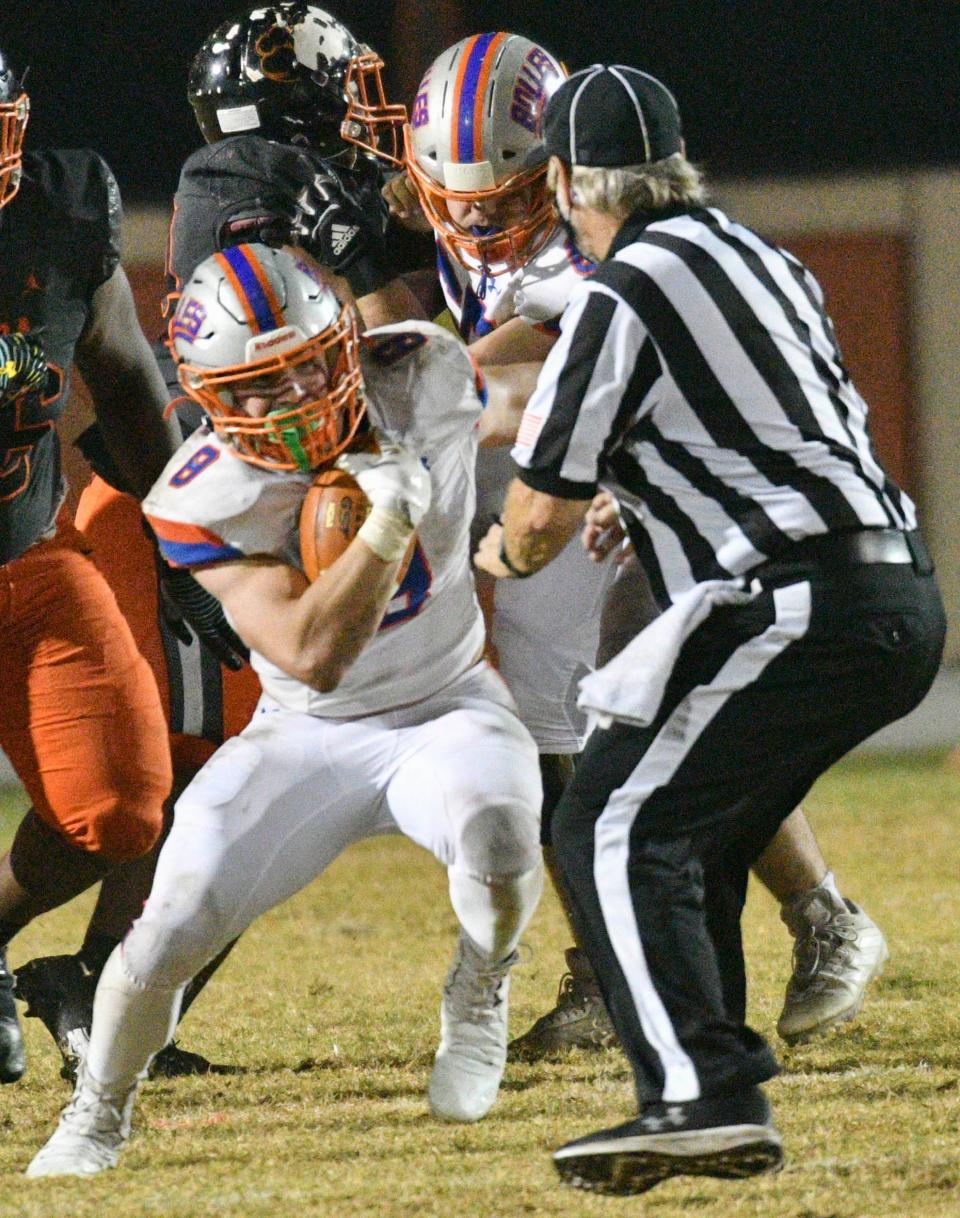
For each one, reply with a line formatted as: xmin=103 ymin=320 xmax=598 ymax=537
xmin=299 ymin=466 xmax=416 ymax=585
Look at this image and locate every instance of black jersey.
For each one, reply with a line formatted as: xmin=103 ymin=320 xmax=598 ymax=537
xmin=0 ymin=149 xmax=121 ymax=562
xmin=167 ymin=135 xmax=391 ymax=304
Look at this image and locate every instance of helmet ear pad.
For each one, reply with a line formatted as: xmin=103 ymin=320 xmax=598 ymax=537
xmin=253 ymin=69 xmax=350 ymax=152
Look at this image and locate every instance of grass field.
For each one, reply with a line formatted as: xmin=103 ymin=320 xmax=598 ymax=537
xmin=0 ymin=753 xmax=957 ymax=1217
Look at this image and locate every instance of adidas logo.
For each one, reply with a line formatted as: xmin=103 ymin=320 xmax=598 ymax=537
xmin=330 ymin=222 xmax=359 ymax=257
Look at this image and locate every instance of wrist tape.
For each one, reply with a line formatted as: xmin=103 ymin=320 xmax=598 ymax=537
xmin=358 ymin=506 xmax=414 ymax=563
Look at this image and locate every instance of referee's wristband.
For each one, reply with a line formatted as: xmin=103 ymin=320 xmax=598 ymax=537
xmin=498 ymin=536 xmax=533 ymax=579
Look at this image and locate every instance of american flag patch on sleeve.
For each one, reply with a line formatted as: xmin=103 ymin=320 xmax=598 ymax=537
xmin=516 ymin=412 xmax=544 ymax=450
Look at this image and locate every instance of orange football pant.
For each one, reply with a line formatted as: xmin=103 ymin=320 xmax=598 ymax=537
xmin=75 ymin=477 xmax=262 ymax=777
xmin=0 ymin=516 xmax=170 ymax=860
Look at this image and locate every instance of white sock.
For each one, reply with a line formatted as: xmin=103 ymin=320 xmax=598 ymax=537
xmin=85 ymin=946 xmax=183 ymax=1091
xmin=448 ymin=863 xmax=543 ymax=961
xmin=816 ymin=870 xmax=845 ymax=906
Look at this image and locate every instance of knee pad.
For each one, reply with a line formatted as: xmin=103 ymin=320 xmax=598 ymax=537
xmin=122 ymin=897 xmax=232 ymax=990
xmin=84 ymin=781 xmax=166 ymax=862
xmin=448 ymin=863 xmax=544 ymax=960
xmin=458 ymin=802 xmax=541 ymax=880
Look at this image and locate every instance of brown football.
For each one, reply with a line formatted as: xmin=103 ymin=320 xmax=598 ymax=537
xmin=299 ymin=466 xmax=416 ymax=585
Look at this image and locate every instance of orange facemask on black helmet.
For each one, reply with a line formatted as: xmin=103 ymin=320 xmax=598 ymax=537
xmin=0 ymin=48 xmax=29 ymax=209
xmin=188 ymin=4 xmax=403 ymax=165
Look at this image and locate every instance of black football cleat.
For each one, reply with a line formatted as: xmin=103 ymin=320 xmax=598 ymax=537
xmin=14 ymin=952 xmax=96 ymax=1082
xmin=148 ymin=1041 xmax=214 ymax=1078
xmin=552 ymin=1086 xmax=783 ymax=1195
xmin=0 ymin=949 xmax=26 ymax=1083
xmin=507 ymin=948 xmax=618 ymax=1061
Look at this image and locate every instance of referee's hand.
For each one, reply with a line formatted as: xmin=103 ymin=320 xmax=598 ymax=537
xmin=474 ymin=520 xmax=520 ymax=579
xmin=582 ymin=491 xmax=632 ymax=563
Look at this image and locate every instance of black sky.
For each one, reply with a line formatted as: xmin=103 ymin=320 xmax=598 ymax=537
xmin=2 ymin=1 xmax=957 ymax=205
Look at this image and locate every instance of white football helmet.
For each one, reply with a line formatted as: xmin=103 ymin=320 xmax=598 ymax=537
xmin=404 ymin=33 xmax=566 ymax=273
xmin=170 ymin=243 xmax=364 ymax=472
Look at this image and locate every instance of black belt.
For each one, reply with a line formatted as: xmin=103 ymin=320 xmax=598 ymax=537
xmin=759 ymin=528 xmax=933 ymax=575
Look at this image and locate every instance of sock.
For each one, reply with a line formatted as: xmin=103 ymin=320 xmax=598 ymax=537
xmin=85 ymin=946 xmax=182 ymax=1091
xmin=448 ymin=863 xmax=543 ymax=960
xmin=78 ymin=931 xmax=121 ymax=977
xmin=816 ymin=870 xmax=845 ymax=906
xmin=0 ymin=921 xmax=20 ymax=953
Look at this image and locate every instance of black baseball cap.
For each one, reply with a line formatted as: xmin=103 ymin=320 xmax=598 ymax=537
xmin=542 ymin=65 xmax=683 ymax=167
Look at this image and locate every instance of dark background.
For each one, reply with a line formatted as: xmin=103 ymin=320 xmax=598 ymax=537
xmin=2 ymin=2 xmax=958 ymax=205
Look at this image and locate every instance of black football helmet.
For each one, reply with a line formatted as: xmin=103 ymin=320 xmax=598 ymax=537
xmin=0 ymin=46 xmax=29 ymax=208
xmin=187 ymin=3 xmax=404 ymax=163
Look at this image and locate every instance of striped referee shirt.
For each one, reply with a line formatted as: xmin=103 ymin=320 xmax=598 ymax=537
xmin=511 ymin=204 xmax=916 ymax=607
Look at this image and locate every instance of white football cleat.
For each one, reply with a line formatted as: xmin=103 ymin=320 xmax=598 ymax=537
xmin=25 ymin=1064 xmax=136 ymax=1178
xmin=777 ymin=887 xmax=889 ymax=1044
xmin=429 ymin=934 xmax=517 ymax=1122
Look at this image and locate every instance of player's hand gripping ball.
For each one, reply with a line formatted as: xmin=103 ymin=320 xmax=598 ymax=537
xmin=299 ymin=444 xmax=417 ymax=585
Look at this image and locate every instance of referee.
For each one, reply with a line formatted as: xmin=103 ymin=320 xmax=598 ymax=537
xmin=475 ymin=64 xmax=946 ymax=1195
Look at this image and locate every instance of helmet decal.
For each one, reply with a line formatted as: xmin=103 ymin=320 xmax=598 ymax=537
xmin=451 ymin=32 xmax=509 ymax=165
xmin=255 ymin=24 xmax=298 ymax=82
xmin=214 ymin=246 xmax=287 ymax=334
xmin=510 ymin=46 xmax=560 ymax=135
xmin=171 ymin=298 xmax=208 ymax=345
xmin=411 ymin=70 xmax=431 ymax=130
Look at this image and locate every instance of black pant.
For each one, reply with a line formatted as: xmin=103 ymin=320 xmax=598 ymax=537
xmin=552 ymin=556 xmax=946 ymax=1105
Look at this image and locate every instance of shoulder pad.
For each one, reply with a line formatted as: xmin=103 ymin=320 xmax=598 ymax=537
xmin=21 ymin=149 xmax=121 ymax=285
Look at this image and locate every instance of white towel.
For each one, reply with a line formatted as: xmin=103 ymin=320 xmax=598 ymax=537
xmin=577 ymin=578 xmax=758 ymax=729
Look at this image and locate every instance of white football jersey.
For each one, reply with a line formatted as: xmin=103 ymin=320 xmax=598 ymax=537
xmin=145 ymin=322 xmax=485 ymax=718
xmin=434 ymin=229 xmax=611 ymax=752
xmin=437 ymin=225 xmax=595 ymax=340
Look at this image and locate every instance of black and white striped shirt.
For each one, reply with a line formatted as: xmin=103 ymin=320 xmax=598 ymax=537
xmin=512 ymin=204 xmax=916 ymax=606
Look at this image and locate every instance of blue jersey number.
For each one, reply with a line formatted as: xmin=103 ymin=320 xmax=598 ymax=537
xmin=380 ymin=542 xmax=432 ymax=629
xmin=170 ymin=444 xmax=219 ymax=487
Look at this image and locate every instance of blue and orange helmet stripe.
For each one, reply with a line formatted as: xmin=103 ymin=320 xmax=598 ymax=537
xmin=451 ymin=32 xmax=508 ymax=165
xmin=214 ymin=245 xmax=285 ymax=335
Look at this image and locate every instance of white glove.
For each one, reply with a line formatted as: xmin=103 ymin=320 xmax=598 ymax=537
xmin=336 ymin=438 xmax=432 ymax=528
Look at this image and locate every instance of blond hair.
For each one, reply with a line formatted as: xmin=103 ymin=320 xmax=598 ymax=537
xmin=548 ymin=152 xmax=707 ymax=216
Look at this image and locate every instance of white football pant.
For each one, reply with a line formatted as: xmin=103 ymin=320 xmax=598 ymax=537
xmin=86 ymin=662 xmax=543 ymax=1089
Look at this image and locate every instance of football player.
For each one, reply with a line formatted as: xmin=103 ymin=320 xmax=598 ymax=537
xmin=0 ymin=45 xmax=183 ymax=1083
xmin=13 ymin=2 xmax=432 ymax=1080
xmin=170 ymin=2 xmax=422 ymax=327
xmin=393 ymin=32 xmax=888 ymax=1056
xmin=27 ymin=244 xmax=544 ymax=1177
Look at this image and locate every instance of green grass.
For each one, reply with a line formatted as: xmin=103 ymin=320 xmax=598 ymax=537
xmin=0 ymin=754 xmax=957 ymax=1217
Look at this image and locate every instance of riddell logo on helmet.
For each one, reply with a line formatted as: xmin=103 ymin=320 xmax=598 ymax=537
xmin=510 ymin=48 xmax=559 ymax=134
xmin=249 ymin=327 xmax=299 ymax=355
